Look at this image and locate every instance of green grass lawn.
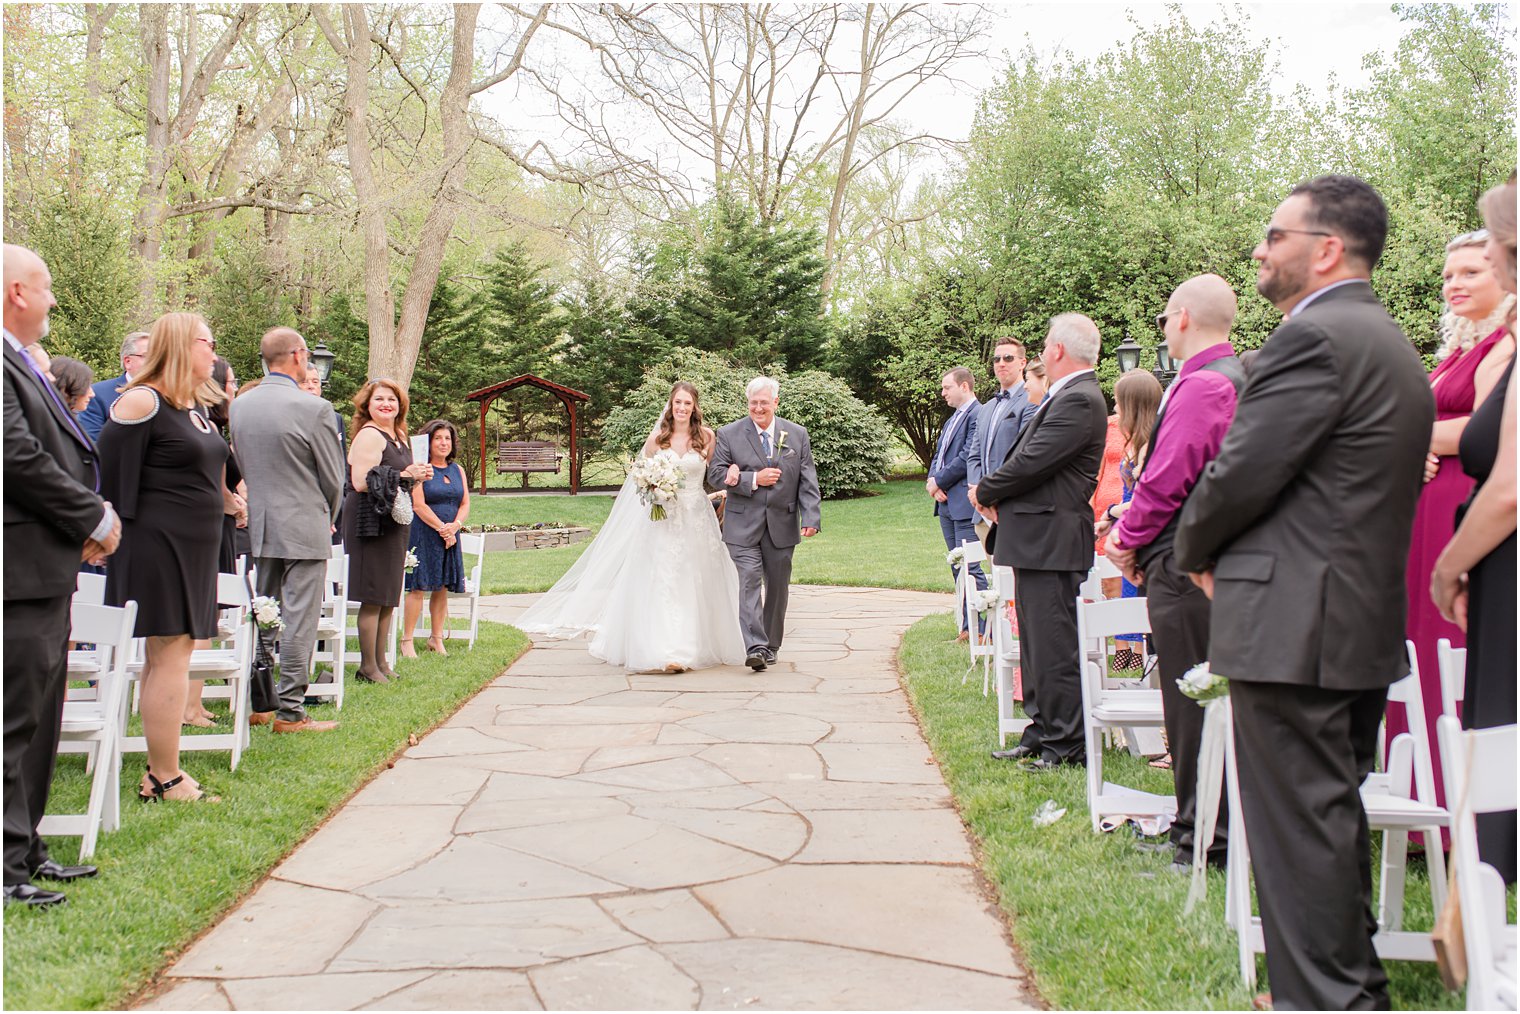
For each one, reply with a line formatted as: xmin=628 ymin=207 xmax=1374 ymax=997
xmin=899 ymin=611 xmax=1465 ymax=1011
xmin=3 ymin=622 xmax=530 ymax=1012
xmin=475 ymin=478 xmax=953 ymax=594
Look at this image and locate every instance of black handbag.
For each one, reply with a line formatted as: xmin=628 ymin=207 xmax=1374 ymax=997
xmin=249 ymin=620 xmax=280 ymax=715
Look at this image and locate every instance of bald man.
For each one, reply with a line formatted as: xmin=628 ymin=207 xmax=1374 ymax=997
xmin=3 ymin=244 xmax=121 ymax=907
xmin=1102 ymin=274 xmax=1245 ymax=872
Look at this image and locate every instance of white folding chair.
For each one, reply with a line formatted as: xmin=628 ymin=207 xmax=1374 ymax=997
xmin=1359 ymin=644 xmax=1449 ymax=942
xmin=308 ymin=548 xmax=351 ymax=708
xmin=989 ymin=565 xmax=1028 ymax=747
xmin=1437 ymin=638 xmax=1467 ymax=720
xmin=414 ymin=532 xmax=486 ymax=651
xmin=41 ymin=600 xmax=138 ymax=859
xmin=1436 ymin=717 xmax=1517 ymax=1011
xmin=957 ymin=540 xmax=995 ymax=693
xmin=1075 ymin=595 xmax=1169 ymax=831
xmin=74 ymin=571 xmax=106 ymax=605
xmin=1226 ymin=653 xmax=1452 ymax=988
xmin=124 ymin=573 xmax=253 ymax=770
xmin=1079 ymin=554 xmax=1122 ymax=601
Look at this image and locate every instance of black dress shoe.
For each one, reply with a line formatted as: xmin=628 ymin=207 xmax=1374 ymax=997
xmin=990 ymin=745 xmax=1036 ymax=761
xmin=3 ymin=883 xmax=66 ymax=909
xmin=746 ymin=653 xmax=768 ymax=671
xmin=33 ymin=860 xmax=97 ymax=882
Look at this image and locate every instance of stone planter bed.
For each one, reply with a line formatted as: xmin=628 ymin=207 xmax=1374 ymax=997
xmin=469 ymin=526 xmax=592 ymax=551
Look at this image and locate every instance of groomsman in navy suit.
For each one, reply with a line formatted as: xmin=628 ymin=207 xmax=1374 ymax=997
xmin=927 ymin=367 xmax=984 ymax=640
xmin=966 ymin=337 xmax=1037 ymax=540
xmin=77 ymin=330 xmax=149 ymax=442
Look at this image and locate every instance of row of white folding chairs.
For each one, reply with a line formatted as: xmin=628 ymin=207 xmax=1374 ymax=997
xmin=42 ymin=598 xmax=139 ymax=859
xmin=1435 ymin=717 xmax=1517 ymax=1010
xmin=1224 ymin=639 xmax=1467 ymax=985
xmin=73 ymin=570 xmax=255 ymax=770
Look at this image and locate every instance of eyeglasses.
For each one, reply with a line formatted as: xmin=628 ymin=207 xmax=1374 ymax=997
xmin=195 ymin=336 xmax=216 ymax=350
xmin=1264 ymin=226 xmax=1332 ymax=248
xmin=1155 ymin=310 xmax=1182 ymax=330
xmin=991 ymin=354 xmax=1023 ymax=364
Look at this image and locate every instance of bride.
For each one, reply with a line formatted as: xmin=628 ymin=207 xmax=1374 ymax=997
xmin=517 ymin=382 xmax=746 ymax=672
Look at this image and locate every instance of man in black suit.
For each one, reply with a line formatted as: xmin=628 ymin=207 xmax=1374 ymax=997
xmin=1175 ymin=176 xmax=1434 ymax=1009
xmin=973 ymin=313 xmax=1109 ymax=768
xmin=2 ymin=244 xmax=121 ymax=908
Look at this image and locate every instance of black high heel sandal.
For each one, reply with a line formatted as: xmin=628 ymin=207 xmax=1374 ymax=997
xmin=139 ymin=768 xmax=219 ymax=803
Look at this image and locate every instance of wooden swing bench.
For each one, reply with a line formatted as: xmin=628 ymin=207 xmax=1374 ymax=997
xmin=496 ymin=440 xmax=564 ymax=476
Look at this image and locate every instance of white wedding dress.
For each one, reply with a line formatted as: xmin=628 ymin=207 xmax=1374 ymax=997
xmin=517 ymin=449 xmax=746 ymax=671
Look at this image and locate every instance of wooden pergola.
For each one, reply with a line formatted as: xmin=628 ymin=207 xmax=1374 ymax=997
xmin=465 ymin=374 xmax=591 ymax=495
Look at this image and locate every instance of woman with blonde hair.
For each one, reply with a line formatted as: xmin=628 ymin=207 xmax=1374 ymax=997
xmin=342 ymin=379 xmax=431 ymax=684
xmin=1433 ymin=173 xmax=1518 ymax=884
xmin=99 ymin=312 xmax=232 ymax=802
xmin=1389 ymin=226 xmax=1516 ymax=812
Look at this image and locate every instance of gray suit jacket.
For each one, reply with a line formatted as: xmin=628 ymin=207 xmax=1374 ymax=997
xmin=229 ymin=373 xmax=345 ymax=561
xmin=708 ymin=416 xmax=822 ymax=549
xmin=965 ymin=382 xmax=1035 ymax=488
xmin=1174 ymin=281 xmax=1434 ymax=690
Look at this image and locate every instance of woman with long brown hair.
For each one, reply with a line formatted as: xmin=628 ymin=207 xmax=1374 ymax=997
xmin=98 ymin=312 xmax=232 ymax=802
xmin=518 ymin=381 xmax=743 ymax=672
xmin=342 ymin=379 xmax=431 ymax=684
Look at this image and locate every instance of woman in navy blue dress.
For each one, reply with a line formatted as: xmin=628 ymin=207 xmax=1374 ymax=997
xmin=401 ymin=420 xmax=470 ymax=657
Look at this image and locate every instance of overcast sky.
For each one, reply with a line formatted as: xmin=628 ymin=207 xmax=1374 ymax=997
xmin=895 ymin=2 xmax=1414 ymax=143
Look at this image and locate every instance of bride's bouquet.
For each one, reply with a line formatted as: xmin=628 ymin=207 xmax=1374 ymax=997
xmin=630 ymin=451 xmax=683 ymax=521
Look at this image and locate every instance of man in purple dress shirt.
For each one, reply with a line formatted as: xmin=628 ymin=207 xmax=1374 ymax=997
xmin=1102 ymin=274 xmax=1245 ymax=872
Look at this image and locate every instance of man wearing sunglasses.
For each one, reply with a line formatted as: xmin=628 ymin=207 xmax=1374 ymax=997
xmin=1175 ymin=176 xmax=1434 ymax=1010
xmin=966 ymin=337 xmax=1037 ymax=542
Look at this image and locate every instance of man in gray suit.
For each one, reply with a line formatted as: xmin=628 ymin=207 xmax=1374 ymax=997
xmin=1175 ymin=176 xmax=1433 ymax=1009
xmin=229 ymin=328 xmax=345 ymax=733
xmin=966 ymin=337 xmax=1036 ymax=540
xmin=709 ymin=377 xmax=822 ymax=671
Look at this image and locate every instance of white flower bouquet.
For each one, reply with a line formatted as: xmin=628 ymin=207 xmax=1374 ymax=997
xmin=970 ymin=588 xmax=1003 ymax=616
xmin=250 ymin=595 xmax=285 ymax=632
xmin=946 ymin=546 xmax=966 ymax=566
xmin=630 ymin=451 xmax=683 ymax=521
xmin=404 ymin=548 xmax=420 ymax=574
xmin=1176 ymin=662 xmax=1228 ymax=704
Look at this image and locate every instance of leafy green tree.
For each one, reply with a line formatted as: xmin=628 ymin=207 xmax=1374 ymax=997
xmin=624 ymin=198 xmax=831 ymax=372
xmin=203 ymin=229 xmax=298 ymax=386
xmin=16 ymin=191 xmax=139 ymax=375
xmin=558 ymin=281 xmax=650 ymax=472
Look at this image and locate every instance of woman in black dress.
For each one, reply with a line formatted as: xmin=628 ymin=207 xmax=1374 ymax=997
xmin=1432 ymin=174 xmax=1517 ymax=884
xmin=401 ymin=419 xmax=471 ymax=657
xmin=99 ymin=312 xmax=232 ymax=803
xmin=343 ymin=379 xmax=431 ymax=684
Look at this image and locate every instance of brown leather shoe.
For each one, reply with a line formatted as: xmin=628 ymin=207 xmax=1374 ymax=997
xmin=956 ymin=630 xmax=971 ymax=643
xmin=272 ymin=717 xmax=338 ymax=734
xmin=248 ymin=711 xmax=275 ymax=726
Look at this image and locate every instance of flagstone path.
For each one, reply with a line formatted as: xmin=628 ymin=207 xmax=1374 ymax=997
xmin=140 ymin=586 xmax=1037 ymax=1011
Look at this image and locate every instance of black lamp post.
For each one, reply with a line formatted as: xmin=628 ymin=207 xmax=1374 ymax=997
xmin=1114 ymin=337 xmax=1143 ymax=376
xmin=310 ymin=341 xmax=337 ymax=383
xmin=1153 ymin=343 xmax=1177 ymax=387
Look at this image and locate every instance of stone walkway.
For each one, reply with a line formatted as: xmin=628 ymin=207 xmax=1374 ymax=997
xmin=142 ymin=587 xmax=1037 ymax=1011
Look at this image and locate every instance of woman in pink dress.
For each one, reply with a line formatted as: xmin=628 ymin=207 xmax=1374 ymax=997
xmin=1391 ymin=229 xmax=1515 ymax=817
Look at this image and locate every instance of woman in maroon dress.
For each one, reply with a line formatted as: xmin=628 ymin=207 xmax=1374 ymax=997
xmin=1391 ymin=229 xmax=1515 ymax=816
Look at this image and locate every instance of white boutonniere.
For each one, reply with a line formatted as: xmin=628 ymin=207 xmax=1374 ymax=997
xmin=774 ymin=430 xmax=789 ymax=455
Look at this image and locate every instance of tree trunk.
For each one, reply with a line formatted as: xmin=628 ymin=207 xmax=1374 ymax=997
xmin=821 ymin=4 xmax=875 ymax=304
xmin=135 ymin=3 xmax=171 ymax=313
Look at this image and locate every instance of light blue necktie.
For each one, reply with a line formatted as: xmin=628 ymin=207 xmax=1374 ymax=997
xmin=760 ymin=429 xmax=773 ymax=458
